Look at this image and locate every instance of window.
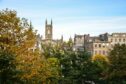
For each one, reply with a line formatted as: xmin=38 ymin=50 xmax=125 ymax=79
xmin=119 ymin=39 xmax=121 ymax=42
xmin=123 ymin=39 xmax=125 ymax=42
xmin=89 ymin=39 xmax=92 ymax=42
xmin=102 ymin=43 xmax=105 ymax=48
xmin=95 ymin=44 xmax=97 ymax=48
xmin=103 ymin=45 xmax=105 ymax=48
xmin=103 ymin=50 xmax=105 ymax=55
xmin=99 ymin=44 xmax=101 ymax=48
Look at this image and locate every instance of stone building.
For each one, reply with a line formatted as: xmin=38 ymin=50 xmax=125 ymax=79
xmin=108 ymin=33 xmax=126 ymax=47
xmin=73 ymin=34 xmax=85 ymax=51
xmin=88 ymin=41 xmax=110 ymax=56
xmin=73 ymin=32 xmax=126 ymax=56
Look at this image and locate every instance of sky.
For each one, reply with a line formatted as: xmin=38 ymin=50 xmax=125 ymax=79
xmin=0 ymin=0 xmax=126 ymax=40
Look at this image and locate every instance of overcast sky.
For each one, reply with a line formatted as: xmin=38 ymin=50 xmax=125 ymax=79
xmin=0 ymin=0 xmax=126 ymax=40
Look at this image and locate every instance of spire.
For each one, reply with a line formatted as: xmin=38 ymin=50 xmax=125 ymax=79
xmin=45 ymin=19 xmax=47 ymax=25
xmin=29 ymin=21 xmax=32 ymax=29
xmin=51 ymin=19 xmax=52 ymax=25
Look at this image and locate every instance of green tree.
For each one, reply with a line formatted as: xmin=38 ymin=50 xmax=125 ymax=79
xmin=60 ymin=50 xmax=110 ymax=84
xmin=41 ymin=43 xmax=109 ymax=84
xmin=0 ymin=50 xmax=18 ymax=84
xmin=41 ymin=44 xmax=62 ymax=84
xmin=91 ymin=54 xmax=110 ymax=84
xmin=46 ymin=57 xmax=60 ymax=84
xmin=60 ymin=51 xmax=91 ymax=84
xmin=108 ymin=44 xmax=126 ymax=84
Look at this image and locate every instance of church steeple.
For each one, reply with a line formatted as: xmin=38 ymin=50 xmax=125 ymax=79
xmin=45 ymin=19 xmax=53 ymax=40
xmin=45 ymin=19 xmax=47 ymax=25
xmin=51 ymin=19 xmax=52 ymax=26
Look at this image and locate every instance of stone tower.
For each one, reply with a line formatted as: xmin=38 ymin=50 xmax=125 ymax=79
xmin=45 ymin=19 xmax=53 ymax=40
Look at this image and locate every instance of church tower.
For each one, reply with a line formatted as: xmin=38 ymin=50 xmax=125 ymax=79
xmin=45 ymin=19 xmax=53 ymax=40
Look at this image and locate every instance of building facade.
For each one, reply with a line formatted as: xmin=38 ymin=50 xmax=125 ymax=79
xmin=74 ymin=33 xmax=126 ymax=56
xmin=73 ymin=34 xmax=85 ymax=51
xmin=108 ymin=33 xmax=126 ymax=46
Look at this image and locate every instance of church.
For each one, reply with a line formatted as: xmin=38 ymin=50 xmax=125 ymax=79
xmin=41 ymin=20 xmax=63 ymax=46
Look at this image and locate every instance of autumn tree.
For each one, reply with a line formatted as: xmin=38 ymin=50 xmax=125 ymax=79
xmin=0 ymin=9 xmax=51 ymax=83
xmin=0 ymin=8 xmax=36 ymax=52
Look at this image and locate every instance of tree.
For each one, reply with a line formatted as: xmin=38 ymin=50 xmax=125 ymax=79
xmin=60 ymin=51 xmax=95 ymax=84
xmin=46 ymin=57 xmax=60 ymax=84
xmin=91 ymin=54 xmax=109 ymax=83
xmin=108 ymin=44 xmax=126 ymax=83
xmin=0 ymin=8 xmax=36 ymax=81
xmin=41 ymin=44 xmax=63 ymax=84
xmin=92 ymin=54 xmax=109 ymax=75
xmin=0 ymin=9 xmax=52 ymax=83
xmin=0 ymin=9 xmax=36 ymax=53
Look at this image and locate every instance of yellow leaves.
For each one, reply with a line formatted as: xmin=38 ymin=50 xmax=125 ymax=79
xmin=16 ymin=49 xmax=53 ymax=82
xmin=47 ymin=58 xmax=58 ymax=66
xmin=0 ymin=9 xmax=37 ymax=53
xmin=92 ymin=54 xmax=109 ymax=63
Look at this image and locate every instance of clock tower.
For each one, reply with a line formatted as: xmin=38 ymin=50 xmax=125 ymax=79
xmin=45 ymin=19 xmax=53 ymax=40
